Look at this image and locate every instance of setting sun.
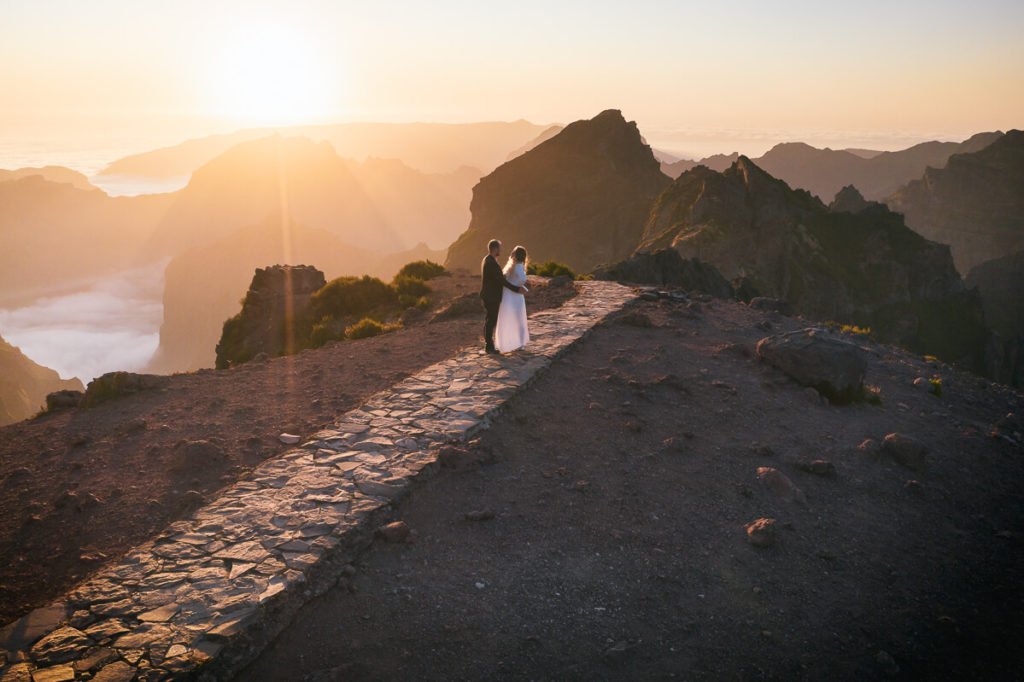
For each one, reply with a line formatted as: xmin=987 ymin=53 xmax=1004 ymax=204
xmin=208 ymin=23 xmax=334 ymax=125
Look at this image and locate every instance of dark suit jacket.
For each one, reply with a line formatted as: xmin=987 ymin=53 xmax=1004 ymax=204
xmin=480 ymin=255 xmax=518 ymax=305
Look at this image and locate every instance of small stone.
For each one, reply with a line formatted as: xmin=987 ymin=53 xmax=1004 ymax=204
xmin=279 ymin=433 xmax=302 ymax=445
xmin=756 ymin=467 xmax=806 ymax=504
xmin=464 ymin=509 xmax=495 ymax=522
xmin=797 ymin=459 xmax=836 ymax=476
xmin=745 ymin=518 xmax=776 ymax=547
xmin=857 ymin=438 xmax=881 ymax=458
xmin=378 ymin=521 xmax=411 ymax=543
xmin=875 ymin=650 xmax=900 ymax=676
xmin=882 ymin=433 xmax=928 ymax=472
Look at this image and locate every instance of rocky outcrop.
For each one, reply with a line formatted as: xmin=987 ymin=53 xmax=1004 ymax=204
xmin=887 ymin=130 xmax=1024 ymax=274
xmin=756 ymin=328 xmax=868 ymax=403
xmin=445 ymin=110 xmax=671 ymax=274
xmin=967 ymin=251 xmax=1024 ymax=387
xmin=215 ymin=265 xmax=327 ymax=369
xmin=592 ymin=248 xmax=733 ymax=298
xmin=639 ymin=157 xmax=990 ymax=369
xmin=0 ymin=336 xmax=84 ymax=426
xmin=82 ymin=372 xmax=170 ymax=408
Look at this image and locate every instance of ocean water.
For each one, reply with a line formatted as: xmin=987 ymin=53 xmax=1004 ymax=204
xmin=0 ymin=266 xmax=165 ymax=383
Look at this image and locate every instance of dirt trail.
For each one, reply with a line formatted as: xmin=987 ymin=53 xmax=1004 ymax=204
xmin=245 ymin=296 xmax=1024 ymax=681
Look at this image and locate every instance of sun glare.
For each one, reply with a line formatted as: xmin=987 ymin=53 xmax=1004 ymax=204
xmin=209 ymin=23 xmax=334 ymax=126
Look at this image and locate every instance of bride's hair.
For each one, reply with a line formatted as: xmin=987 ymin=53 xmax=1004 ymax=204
xmin=504 ymin=245 xmax=528 ymax=273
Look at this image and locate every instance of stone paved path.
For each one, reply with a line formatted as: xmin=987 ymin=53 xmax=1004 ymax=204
xmin=0 ymin=281 xmax=635 ymax=682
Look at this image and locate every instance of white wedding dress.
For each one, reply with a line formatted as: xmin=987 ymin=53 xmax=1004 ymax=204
xmin=495 ymin=262 xmax=529 ymax=352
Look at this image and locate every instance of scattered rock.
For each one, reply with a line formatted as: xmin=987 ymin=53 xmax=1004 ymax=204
xmin=875 ymin=650 xmax=900 ymax=676
xmin=377 ymin=521 xmax=411 ymax=543
xmin=882 ymin=433 xmax=928 ymax=472
xmin=756 ymin=328 xmax=867 ymax=403
xmin=745 ymin=518 xmax=776 ymax=547
xmin=749 ymin=297 xmax=789 ymax=314
xmin=170 ymin=440 xmax=226 ymax=473
xmin=548 ymin=274 xmax=573 ymax=287
xmin=437 ymin=444 xmax=485 ymax=470
xmin=756 ymin=467 xmax=806 ymax=504
xmin=464 ymin=509 xmax=495 ymax=522
xmin=857 ymin=438 xmax=881 ymax=458
xmin=278 ymin=433 xmax=302 ymax=445
xmin=400 ymin=306 xmax=427 ymax=325
xmin=617 ymin=311 xmax=653 ymax=327
xmin=796 ymin=459 xmax=836 ymax=476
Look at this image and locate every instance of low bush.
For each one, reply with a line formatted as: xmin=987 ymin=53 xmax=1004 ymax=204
xmin=396 ymin=260 xmax=447 ymax=280
xmin=346 ymin=317 xmax=399 ymax=339
xmin=528 ymin=261 xmax=575 ymax=279
xmin=394 ymin=275 xmax=432 ymax=298
xmin=309 ymin=276 xmax=397 ymax=320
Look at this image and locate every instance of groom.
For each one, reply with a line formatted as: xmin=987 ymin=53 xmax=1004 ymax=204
xmin=480 ymin=238 xmax=524 ymax=354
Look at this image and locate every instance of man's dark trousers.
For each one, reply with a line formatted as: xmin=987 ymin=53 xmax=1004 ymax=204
xmin=483 ymin=297 xmax=500 ymax=351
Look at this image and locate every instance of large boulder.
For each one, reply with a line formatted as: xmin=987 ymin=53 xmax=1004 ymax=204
xmin=592 ymin=248 xmax=733 ymax=298
xmin=83 ymin=372 xmax=170 ymax=408
xmin=756 ymin=328 xmax=868 ymax=403
xmin=215 ymin=265 xmax=326 ymax=368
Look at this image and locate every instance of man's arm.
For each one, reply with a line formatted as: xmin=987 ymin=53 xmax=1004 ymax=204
xmin=486 ymin=259 xmax=521 ymax=292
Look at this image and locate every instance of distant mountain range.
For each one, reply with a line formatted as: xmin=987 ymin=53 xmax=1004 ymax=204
xmin=887 ymin=130 xmax=1024 ymax=274
xmin=660 ymin=133 xmax=1004 ymax=201
xmin=98 ymin=120 xmax=551 ymax=179
xmin=0 ymin=335 xmax=82 ymax=426
xmin=0 ymin=166 xmax=93 ymax=190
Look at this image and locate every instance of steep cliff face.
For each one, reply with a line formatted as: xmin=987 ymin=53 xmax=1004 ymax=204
xmin=445 ymin=110 xmax=671 ymax=273
xmin=967 ymin=252 xmax=1024 ymax=387
xmin=0 ymin=336 xmax=83 ymax=426
xmin=639 ymin=158 xmax=990 ymax=367
xmin=887 ymin=130 xmax=1024 ymax=274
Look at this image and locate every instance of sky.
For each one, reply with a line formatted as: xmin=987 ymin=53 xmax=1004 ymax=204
xmin=0 ymin=0 xmax=1022 ymax=158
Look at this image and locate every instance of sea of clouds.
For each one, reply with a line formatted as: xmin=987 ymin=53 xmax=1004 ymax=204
xmin=0 ymin=266 xmax=165 ymax=383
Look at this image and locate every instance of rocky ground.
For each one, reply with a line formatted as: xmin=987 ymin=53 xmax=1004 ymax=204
xmin=0 ymin=274 xmax=574 ymax=626
xmin=244 ymin=295 xmax=1024 ymax=681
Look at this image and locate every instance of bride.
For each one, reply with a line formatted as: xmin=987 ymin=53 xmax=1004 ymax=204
xmin=495 ymin=245 xmax=530 ymax=353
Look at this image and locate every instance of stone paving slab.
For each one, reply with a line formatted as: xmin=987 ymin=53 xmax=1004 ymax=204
xmin=0 ymin=281 xmax=635 ymax=682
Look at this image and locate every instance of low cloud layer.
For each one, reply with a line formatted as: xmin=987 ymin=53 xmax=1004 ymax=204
xmin=0 ymin=267 xmax=164 ymax=382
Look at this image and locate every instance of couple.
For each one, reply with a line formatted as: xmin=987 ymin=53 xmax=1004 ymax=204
xmin=480 ymin=239 xmax=530 ymax=355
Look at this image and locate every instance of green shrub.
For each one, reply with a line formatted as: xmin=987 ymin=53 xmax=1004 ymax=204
xmin=309 ymin=276 xmax=397 ymax=320
xmin=393 ymin=275 xmax=432 ymax=298
xmin=310 ymin=319 xmax=345 ymax=347
xmin=345 ymin=317 xmax=397 ymax=339
xmin=528 ymin=261 xmax=575 ymax=279
xmin=929 ymin=377 xmax=943 ymax=397
xmin=396 ymin=260 xmax=446 ymax=280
